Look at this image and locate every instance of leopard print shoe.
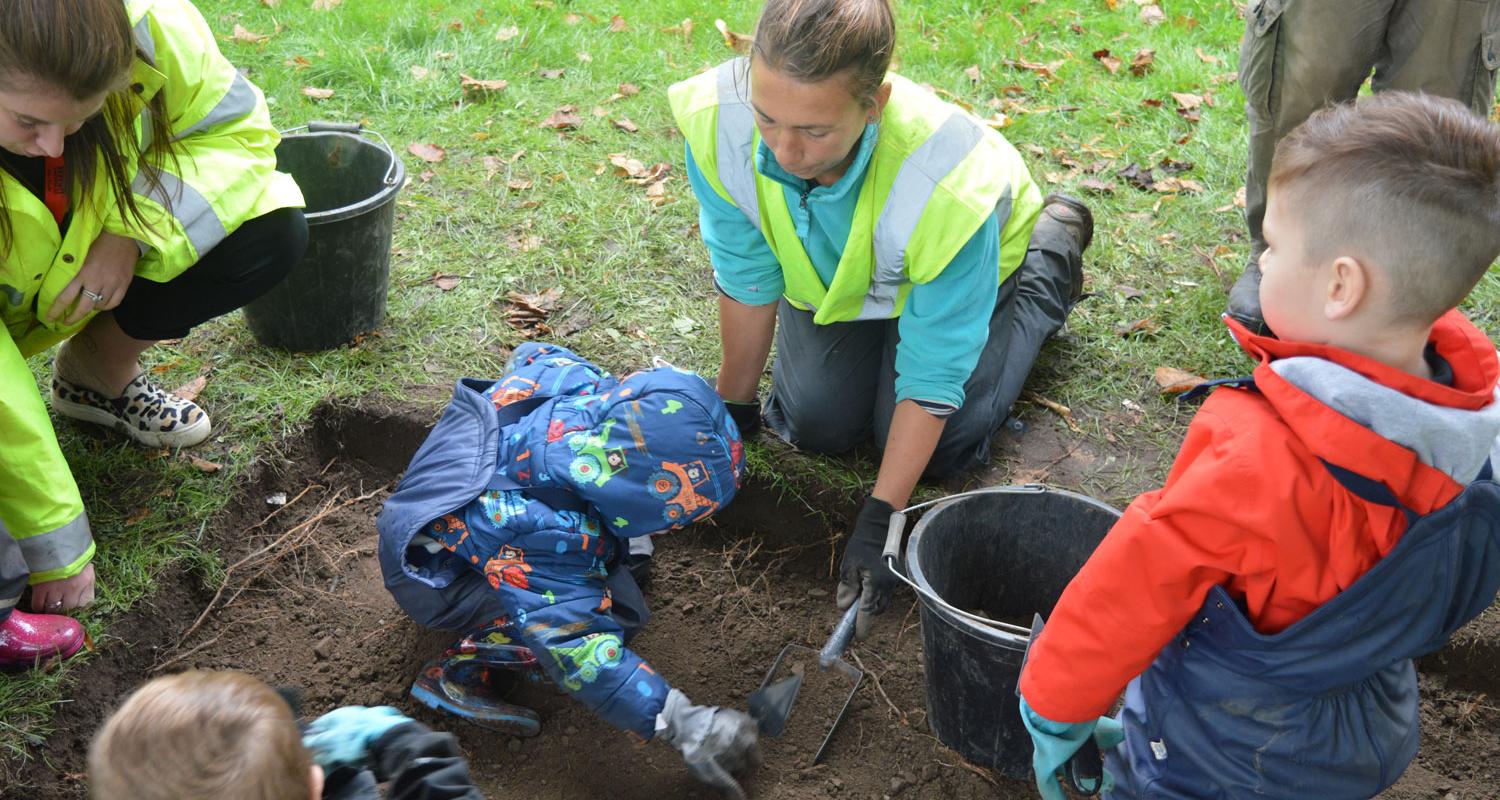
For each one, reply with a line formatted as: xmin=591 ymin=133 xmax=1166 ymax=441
xmin=51 ymin=372 xmax=212 ymax=449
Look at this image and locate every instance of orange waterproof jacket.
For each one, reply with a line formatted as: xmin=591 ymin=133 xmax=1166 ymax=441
xmin=1020 ymin=311 xmax=1500 ymax=722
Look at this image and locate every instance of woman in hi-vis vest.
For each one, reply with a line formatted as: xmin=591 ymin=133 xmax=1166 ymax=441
xmin=670 ymin=0 xmax=1091 ymax=639
xmin=0 ymin=0 xmax=305 ymax=667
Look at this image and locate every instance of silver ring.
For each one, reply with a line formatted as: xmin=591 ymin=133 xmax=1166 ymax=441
xmin=47 ymin=601 xmax=62 ymax=610
xmin=81 ymin=289 xmax=105 ymax=302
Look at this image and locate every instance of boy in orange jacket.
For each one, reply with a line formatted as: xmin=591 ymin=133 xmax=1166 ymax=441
xmin=1019 ymin=92 xmax=1500 ymax=799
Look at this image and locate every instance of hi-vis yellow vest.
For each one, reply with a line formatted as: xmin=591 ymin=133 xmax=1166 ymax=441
xmin=669 ymin=58 xmax=1042 ymax=323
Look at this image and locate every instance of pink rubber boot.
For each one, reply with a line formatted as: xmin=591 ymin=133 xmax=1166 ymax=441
xmin=0 ymin=608 xmax=86 ymax=669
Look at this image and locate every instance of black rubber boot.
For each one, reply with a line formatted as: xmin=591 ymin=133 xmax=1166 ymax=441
xmin=1227 ymin=259 xmax=1269 ymax=334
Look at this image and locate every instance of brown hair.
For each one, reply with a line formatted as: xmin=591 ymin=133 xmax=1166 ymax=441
xmin=752 ymin=0 xmax=896 ymax=106
xmin=0 ymin=0 xmax=177 ymax=251
xmin=1268 ymin=92 xmax=1500 ymax=325
xmin=89 ymin=671 xmax=312 ymax=800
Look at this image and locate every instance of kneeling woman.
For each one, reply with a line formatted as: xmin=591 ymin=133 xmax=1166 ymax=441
xmin=0 ymin=0 xmax=305 ymax=666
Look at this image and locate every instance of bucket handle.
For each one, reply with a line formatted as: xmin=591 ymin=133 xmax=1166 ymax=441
xmin=280 ymin=121 xmax=401 ymax=186
xmin=880 ymin=485 xmax=1048 ymax=637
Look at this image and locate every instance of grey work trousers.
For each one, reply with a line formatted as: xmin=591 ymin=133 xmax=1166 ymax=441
xmin=1241 ymin=0 xmax=1500 ymax=255
xmin=1 ymin=534 xmax=26 ymax=623
xmin=761 ymin=220 xmax=1079 ymax=479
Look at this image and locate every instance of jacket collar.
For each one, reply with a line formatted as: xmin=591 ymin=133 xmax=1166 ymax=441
xmin=1227 ymin=310 xmax=1499 ymax=412
xmin=1225 ymin=311 xmax=1499 ymax=515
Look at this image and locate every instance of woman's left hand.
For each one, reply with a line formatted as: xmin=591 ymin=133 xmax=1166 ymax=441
xmin=46 ymin=232 xmax=139 ymax=326
xmin=30 ymin=563 xmax=97 ymax=613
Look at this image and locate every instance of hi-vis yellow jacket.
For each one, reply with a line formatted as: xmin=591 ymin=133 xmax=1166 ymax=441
xmin=668 ymin=57 xmax=1042 ymax=324
xmin=0 ymin=0 xmax=303 ymax=585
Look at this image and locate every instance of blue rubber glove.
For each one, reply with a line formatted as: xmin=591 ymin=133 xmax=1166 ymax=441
xmin=302 ymin=705 xmax=412 ymax=770
xmin=1019 ymin=696 xmax=1124 ymax=800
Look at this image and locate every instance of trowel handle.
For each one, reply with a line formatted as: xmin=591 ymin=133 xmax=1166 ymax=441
xmin=881 ymin=510 xmax=908 ymax=564
xmin=819 ymin=601 xmax=861 ymax=667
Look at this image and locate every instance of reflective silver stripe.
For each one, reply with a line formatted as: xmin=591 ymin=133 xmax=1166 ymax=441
xmin=857 ymin=112 xmax=986 ymax=319
xmin=133 ymin=170 xmax=228 ymax=257
xmin=1 ymin=530 xmax=27 ymax=606
xmin=992 ymin=186 xmax=1014 ymax=252
xmin=174 ymin=73 xmax=258 ymax=140
xmin=0 ymin=595 xmax=17 ymax=611
xmin=714 ymin=59 xmax=762 ymax=230
xmin=133 ymin=16 xmax=155 ymax=62
xmin=872 ymin=112 xmax=984 ymax=285
xmin=14 ymin=512 xmax=92 ymax=575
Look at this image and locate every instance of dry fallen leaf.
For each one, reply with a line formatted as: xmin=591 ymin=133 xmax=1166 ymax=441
xmin=1171 ymin=93 xmax=1203 ymax=113
xmin=609 ymin=15 xmax=628 ymax=32
xmin=481 ymin=155 xmax=504 ymax=181
xmin=563 ymin=13 xmax=582 ymax=25
xmin=577 ymin=51 xmax=593 ymax=63
xmin=714 ymin=18 xmax=752 ymax=53
xmin=662 ymin=17 xmax=694 ymax=45
xmin=407 ymin=142 xmax=446 ymax=163
xmin=645 ymin=181 xmax=673 ymax=207
xmin=230 ymin=24 xmax=270 ymax=44
xmin=460 ymin=74 xmax=509 ymax=96
xmin=311 ymin=0 xmax=341 ymax=9
xmin=1196 ymin=47 xmax=1221 ymax=65
xmin=1155 ymin=366 xmax=1207 ymax=395
xmin=613 ymin=118 xmax=639 ymax=133
xmin=1115 ymin=317 xmax=1161 ymax=337
xmin=495 ymin=25 xmax=520 ymax=41
xmin=541 ymin=106 xmax=583 ymax=130
xmin=506 ymin=233 xmax=541 ymax=252
xmin=1140 ymin=3 xmax=1166 ymax=25
xmin=539 ymin=68 xmax=566 ymax=79
xmin=1234 ymin=185 xmax=1247 ymax=208
xmin=503 ymin=287 xmax=563 ymax=337
xmin=430 ymin=272 xmax=462 ymax=291
xmin=410 ymin=65 xmax=429 ymax=80
xmin=1091 ymin=49 xmax=1121 ymax=75
xmin=507 ymin=178 xmax=533 ymax=191
xmin=261 ymin=0 xmax=281 ymax=6
xmin=1151 ymin=176 xmax=1205 ymax=194
xmin=419 ymin=170 xmax=436 ymax=183
xmin=187 ymin=455 xmax=223 ymax=473
xmin=1079 ymin=177 xmax=1116 ymax=194
xmin=173 ymin=375 xmax=208 ymax=402
xmin=1003 ymin=57 xmax=1064 ymax=81
xmin=963 ymin=65 xmax=982 ymax=84
xmin=126 ymin=507 xmax=150 ymax=525
xmin=1129 ymin=48 xmax=1156 ymax=77
xmin=301 ymin=86 xmax=335 ymax=100
xmin=284 ymin=55 xmax=312 ymax=70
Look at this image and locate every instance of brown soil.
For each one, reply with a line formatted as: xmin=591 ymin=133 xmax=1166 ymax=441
xmin=14 ymin=402 xmax=1500 ymax=800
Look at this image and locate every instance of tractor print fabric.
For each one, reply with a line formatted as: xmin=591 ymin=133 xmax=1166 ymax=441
xmin=405 ymin=342 xmax=744 ymax=739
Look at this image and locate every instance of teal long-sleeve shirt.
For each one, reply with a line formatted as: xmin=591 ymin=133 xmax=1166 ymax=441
xmin=684 ymin=126 xmax=1001 ymax=411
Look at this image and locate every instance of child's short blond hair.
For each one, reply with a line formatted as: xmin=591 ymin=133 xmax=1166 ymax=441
xmin=1269 ymin=92 xmax=1500 ymax=325
xmin=89 ymin=670 xmax=312 ymax=800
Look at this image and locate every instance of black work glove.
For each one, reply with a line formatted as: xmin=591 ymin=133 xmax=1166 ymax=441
xmin=724 ymin=398 xmax=762 ymax=437
xmin=836 ymin=495 xmax=898 ymax=641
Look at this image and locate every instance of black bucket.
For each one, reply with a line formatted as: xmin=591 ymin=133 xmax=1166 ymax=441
xmin=903 ymin=486 xmax=1120 ymax=778
xmin=244 ymin=122 xmax=404 ymax=352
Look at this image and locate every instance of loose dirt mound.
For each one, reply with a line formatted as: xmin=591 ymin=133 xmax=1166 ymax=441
xmin=17 ymin=402 xmax=1500 ymax=799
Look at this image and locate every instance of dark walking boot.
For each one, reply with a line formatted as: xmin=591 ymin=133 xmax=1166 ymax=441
xmin=1227 ymin=259 xmax=1269 ymax=334
xmin=1039 ymin=193 xmax=1094 ymax=305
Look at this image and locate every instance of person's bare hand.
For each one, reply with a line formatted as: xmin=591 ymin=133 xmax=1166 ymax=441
xmin=46 ymin=232 xmax=138 ymax=326
xmin=30 ymin=563 xmax=96 ymax=613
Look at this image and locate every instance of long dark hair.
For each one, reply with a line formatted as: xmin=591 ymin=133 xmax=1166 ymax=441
xmin=0 ymin=0 xmax=177 ymax=252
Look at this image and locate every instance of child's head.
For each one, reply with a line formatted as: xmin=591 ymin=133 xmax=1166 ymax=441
xmin=1261 ymin=92 xmax=1500 ymax=344
xmin=89 ymin=670 xmax=321 ymax=800
xmin=749 ymin=0 xmax=895 ymax=181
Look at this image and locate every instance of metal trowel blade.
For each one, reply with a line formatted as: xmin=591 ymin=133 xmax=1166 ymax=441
xmin=747 ymin=672 xmax=803 ymax=737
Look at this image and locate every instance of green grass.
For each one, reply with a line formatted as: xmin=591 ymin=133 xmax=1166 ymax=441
xmin=3 ymin=0 xmax=1498 ymax=785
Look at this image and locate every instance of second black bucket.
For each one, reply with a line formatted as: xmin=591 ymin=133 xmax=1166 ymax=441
xmin=244 ymin=122 xmax=405 ymax=352
xmin=904 ymin=486 xmax=1120 ymax=779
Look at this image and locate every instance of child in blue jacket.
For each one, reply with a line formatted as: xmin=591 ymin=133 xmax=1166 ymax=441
xmin=378 ymin=343 xmax=758 ymax=796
